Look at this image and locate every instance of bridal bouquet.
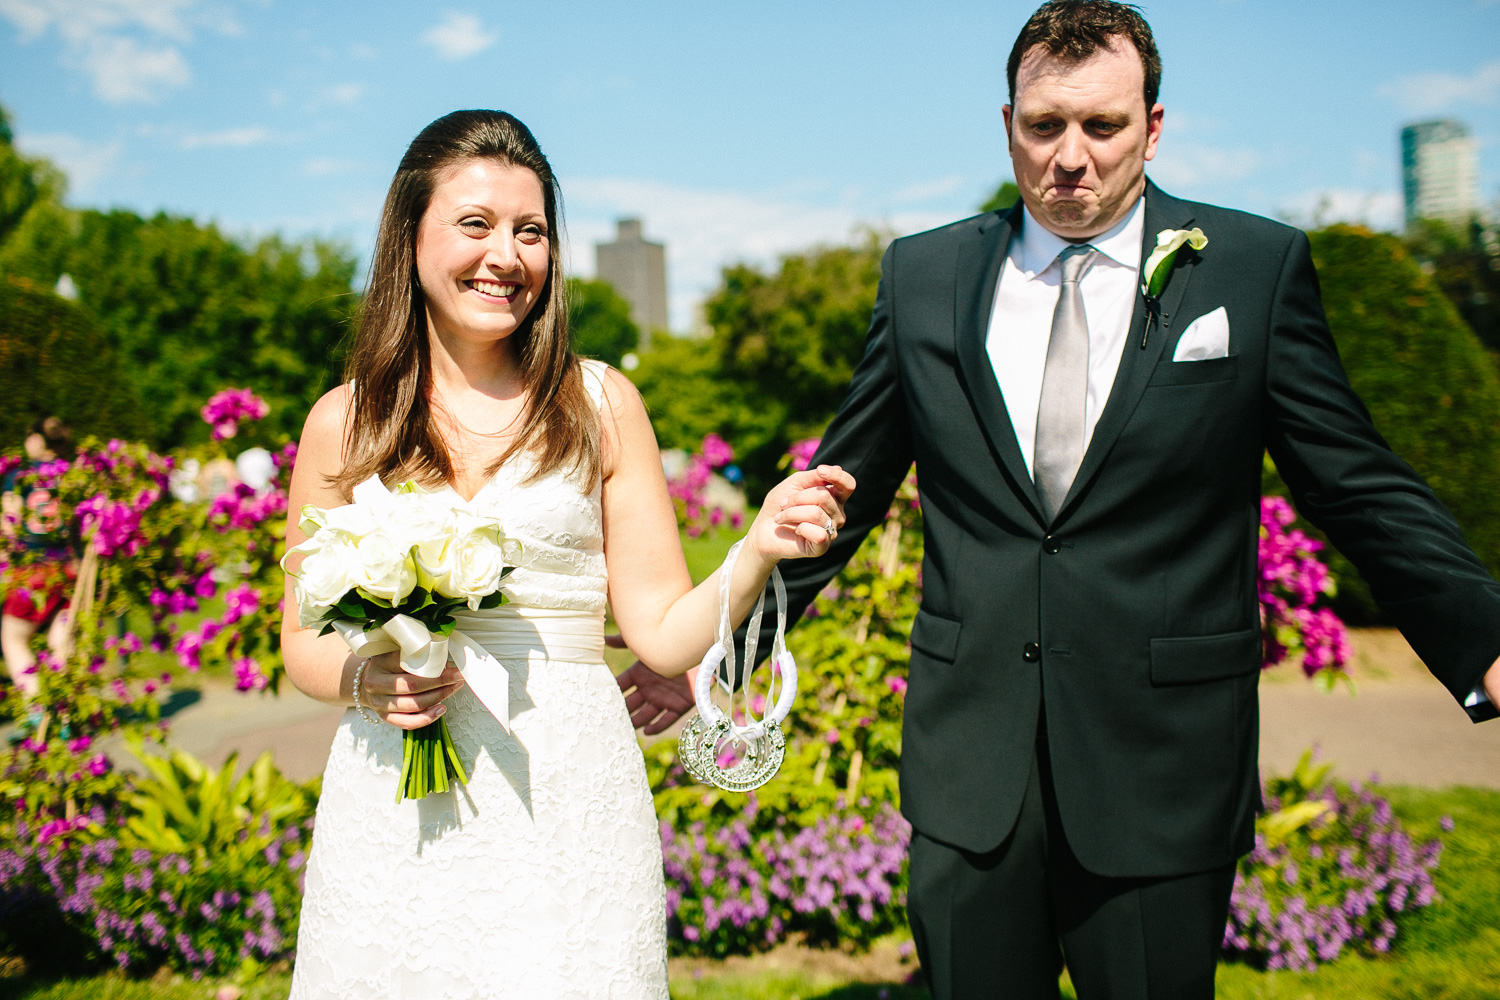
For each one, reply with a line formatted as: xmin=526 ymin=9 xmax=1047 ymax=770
xmin=283 ymin=475 xmax=519 ymax=801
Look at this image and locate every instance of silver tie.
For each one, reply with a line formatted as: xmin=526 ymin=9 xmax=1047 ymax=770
xmin=1034 ymin=245 xmax=1098 ymax=523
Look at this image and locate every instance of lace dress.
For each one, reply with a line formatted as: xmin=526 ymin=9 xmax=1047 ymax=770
xmin=289 ymin=362 xmax=668 ymax=999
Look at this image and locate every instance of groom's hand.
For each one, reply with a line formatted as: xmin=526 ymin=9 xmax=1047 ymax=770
xmin=615 ymin=659 xmax=695 ymax=735
xmin=1485 ymin=657 xmax=1500 ymax=707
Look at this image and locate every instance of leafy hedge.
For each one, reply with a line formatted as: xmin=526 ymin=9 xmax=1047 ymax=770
xmin=0 ymin=203 xmax=356 ymax=449
xmin=1271 ymin=225 xmax=1500 ymax=621
xmin=0 ymin=277 xmax=149 ymax=447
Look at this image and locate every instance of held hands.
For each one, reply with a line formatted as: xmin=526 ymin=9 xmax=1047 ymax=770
xmin=1485 ymin=658 xmax=1500 ymax=708
xmin=356 ymin=650 xmax=466 ymax=730
xmin=747 ymin=465 xmax=857 ymax=563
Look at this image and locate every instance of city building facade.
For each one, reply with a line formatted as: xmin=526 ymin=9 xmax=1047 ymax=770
xmin=595 ymin=218 xmax=668 ymax=347
xmin=1402 ymin=120 xmax=1482 ymax=230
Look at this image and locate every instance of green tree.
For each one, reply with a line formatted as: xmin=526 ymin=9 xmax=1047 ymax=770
xmin=1269 ymin=225 xmax=1500 ymax=621
xmin=0 ymin=206 xmax=356 ymax=448
xmin=629 ymin=334 xmax=780 ymax=461
xmin=980 ymin=180 xmax=1020 ymax=214
xmin=1404 ymin=217 xmax=1500 ymax=357
xmin=691 ymin=234 xmax=887 ymax=489
xmin=568 ymin=277 xmax=640 ymax=367
xmin=0 ymin=105 xmax=63 ymax=248
xmin=0 ymin=276 xmax=148 ymax=446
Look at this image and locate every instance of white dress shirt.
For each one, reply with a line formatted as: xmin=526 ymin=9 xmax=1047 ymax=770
xmin=985 ymin=197 xmax=1145 ymax=478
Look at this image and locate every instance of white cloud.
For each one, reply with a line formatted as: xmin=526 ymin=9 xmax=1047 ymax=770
xmin=179 ymin=125 xmax=272 ymax=149
xmin=85 ymin=35 xmax=191 ymax=102
xmin=14 ymin=131 xmax=121 ymax=198
xmin=1275 ymin=188 xmax=1403 ymax=233
xmin=325 ymin=82 xmax=364 ymax=105
xmin=1379 ymin=59 xmax=1500 ymax=114
xmin=302 ymin=157 xmax=362 ymax=177
xmin=563 ymin=177 xmax=950 ymax=333
xmin=1148 ymin=142 xmax=1262 ymax=190
xmin=0 ymin=0 xmax=231 ymax=103
xmin=422 ymin=11 xmax=497 ymax=61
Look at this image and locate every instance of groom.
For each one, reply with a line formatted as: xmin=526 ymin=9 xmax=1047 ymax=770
xmin=621 ymin=1 xmax=1500 ymax=995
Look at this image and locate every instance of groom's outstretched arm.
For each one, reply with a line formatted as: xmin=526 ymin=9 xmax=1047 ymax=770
xmin=1263 ymin=229 xmax=1500 ymax=722
xmin=730 ymin=242 xmax=918 ymax=677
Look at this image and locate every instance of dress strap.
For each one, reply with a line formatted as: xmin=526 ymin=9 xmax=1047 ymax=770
xmin=578 ymin=358 xmax=610 ymax=412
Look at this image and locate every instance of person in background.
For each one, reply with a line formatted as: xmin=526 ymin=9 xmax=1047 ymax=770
xmin=1 ymin=417 xmax=77 ymax=707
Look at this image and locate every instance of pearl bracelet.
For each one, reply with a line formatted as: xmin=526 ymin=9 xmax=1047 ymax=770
xmin=352 ymin=657 xmax=380 ymax=726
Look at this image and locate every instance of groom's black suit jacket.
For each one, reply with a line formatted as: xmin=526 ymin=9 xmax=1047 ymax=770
xmin=766 ymin=180 xmax=1500 ymax=879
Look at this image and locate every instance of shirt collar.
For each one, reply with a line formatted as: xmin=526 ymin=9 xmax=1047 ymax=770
xmin=1016 ymin=194 xmax=1145 ymax=278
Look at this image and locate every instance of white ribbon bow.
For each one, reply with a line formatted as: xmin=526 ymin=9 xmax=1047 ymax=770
xmin=331 ymin=612 xmax=511 ymax=731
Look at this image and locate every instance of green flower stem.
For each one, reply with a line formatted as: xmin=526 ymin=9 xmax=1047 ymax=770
xmin=397 ymin=717 xmax=469 ymax=802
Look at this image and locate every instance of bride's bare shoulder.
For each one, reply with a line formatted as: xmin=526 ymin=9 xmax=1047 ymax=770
xmin=302 ymin=384 xmax=354 ymax=443
xmin=294 ymin=385 xmax=355 ymax=487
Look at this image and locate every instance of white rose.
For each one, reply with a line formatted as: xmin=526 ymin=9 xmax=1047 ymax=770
xmin=320 ymin=502 xmax=378 ymax=538
xmin=353 ymin=530 xmax=418 ymax=605
xmin=288 ymin=535 xmax=360 ymax=627
xmin=444 ymin=527 xmax=509 ymax=609
xmin=388 ymin=490 xmax=457 ymax=567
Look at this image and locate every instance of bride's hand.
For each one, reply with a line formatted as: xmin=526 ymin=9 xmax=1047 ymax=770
xmin=358 ymin=651 xmax=467 ymax=730
xmin=747 ymin=464 xmax=856 ymax=562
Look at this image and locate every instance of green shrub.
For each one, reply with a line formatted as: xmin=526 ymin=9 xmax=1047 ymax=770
xmin=0 ymin=746 xmax=316 ymax=978
xmin=0 ymin=277 xmax=148 ymax=446
xmin=0 ymin=205 xmax=355 ymax=449
xmin=1222 ymin=751 xmax=1444 ymax=970
xmin=1268 ymin=225 xmax=1500 ymax=621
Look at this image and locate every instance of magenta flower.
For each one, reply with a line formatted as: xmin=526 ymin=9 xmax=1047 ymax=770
xmin=785 ymin=438 xmax=821 ymax=473
xmin=200 ymin=388 xmax=270 ymax=441
xmin=700 ymin=433 xmax=734 ymax=468
xmin=233 ymin=657 xmax=269 ymax=692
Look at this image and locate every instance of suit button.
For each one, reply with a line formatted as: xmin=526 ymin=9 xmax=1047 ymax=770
xmin=1043 ymin=535 xmax=1061 ymax=554
xmin=1023 ymin=642 xmax=1041 ymax=662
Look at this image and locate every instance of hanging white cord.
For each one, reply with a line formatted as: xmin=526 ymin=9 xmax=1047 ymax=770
xmin=691 ymin=540 xmax=798 ymax=742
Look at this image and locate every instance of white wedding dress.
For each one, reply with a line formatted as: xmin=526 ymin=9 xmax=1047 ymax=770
xmin=289 ymin=362 xmax=669 ymax=999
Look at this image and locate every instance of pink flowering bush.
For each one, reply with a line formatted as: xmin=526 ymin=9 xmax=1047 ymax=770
xmin=200 ymin=389 xmax=269 ymax=442
xmin=1260 ymin=496 xmax=1351 ymax=682
xmin=0 ymin=391 xmax=294 ymax=903
xmin=668 ymin=434 xmax=745 ymax=538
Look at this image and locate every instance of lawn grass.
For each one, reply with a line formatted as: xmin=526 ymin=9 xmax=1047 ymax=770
xmin=681 ymin=525 xmax=744 ymax=585
xmin=0 ymin=971 xmax=292 ymax=1000
xmin=1214 ymin=784 xmax=1500 ymax=999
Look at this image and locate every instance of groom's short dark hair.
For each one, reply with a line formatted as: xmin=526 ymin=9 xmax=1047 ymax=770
xmin=1007 ymin=1 xmax=1162 ymax=111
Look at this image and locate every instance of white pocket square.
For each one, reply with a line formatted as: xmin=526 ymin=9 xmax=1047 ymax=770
xmin=1173 ymin=306 xmax=1230 ymax=362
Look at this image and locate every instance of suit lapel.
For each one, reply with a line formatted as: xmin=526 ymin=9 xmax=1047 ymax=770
xmin=1055 ymin=181 xmax=1197 ymax=523
xmin=953 ymin=203 xmax=1045 ymax=522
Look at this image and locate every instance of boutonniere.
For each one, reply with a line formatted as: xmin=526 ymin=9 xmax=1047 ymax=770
xmin=1140 ymin=227 xmax=1208 ymax=348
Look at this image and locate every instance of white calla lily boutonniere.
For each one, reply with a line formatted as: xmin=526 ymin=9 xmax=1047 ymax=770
xmin=1140 ymin=227 xmax=1208 ymax=347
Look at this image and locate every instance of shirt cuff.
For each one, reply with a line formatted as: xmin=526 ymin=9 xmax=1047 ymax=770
xmin=1467 ymin=684 xmax=1491 ymax=708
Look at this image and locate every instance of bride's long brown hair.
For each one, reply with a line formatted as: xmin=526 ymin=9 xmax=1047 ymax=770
xmin=333 ymin=110 xmax=598 ymax=497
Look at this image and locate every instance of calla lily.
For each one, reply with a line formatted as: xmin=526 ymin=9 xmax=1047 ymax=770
xmin=1143 ymin=227 xmax=1208 ymax=299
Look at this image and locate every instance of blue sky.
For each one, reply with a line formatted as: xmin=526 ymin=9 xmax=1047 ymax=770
xmin=3 ymin=0 xmax=1498 ymax=331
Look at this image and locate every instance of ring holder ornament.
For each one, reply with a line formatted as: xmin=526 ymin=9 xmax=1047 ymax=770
xmin=677 ymin=540 xmax=798 ymax=792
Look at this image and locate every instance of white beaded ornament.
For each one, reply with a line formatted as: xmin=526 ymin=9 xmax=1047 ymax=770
xmin=677 ymin=540 xmax=798 ymax=792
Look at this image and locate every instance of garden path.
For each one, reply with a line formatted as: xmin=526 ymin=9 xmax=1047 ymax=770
xmin=129 ymin=629 xmax=1499 ymax=789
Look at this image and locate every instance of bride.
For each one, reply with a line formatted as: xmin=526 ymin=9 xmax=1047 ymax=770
xmin=279 ymin=109 xmax=854 ymax=999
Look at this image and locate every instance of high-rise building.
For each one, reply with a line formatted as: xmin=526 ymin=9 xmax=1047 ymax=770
xmin=595 ymin=218 xmax=668 ymax=345
xmin=1402 ymin=120 xmax=1481 ymax=230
